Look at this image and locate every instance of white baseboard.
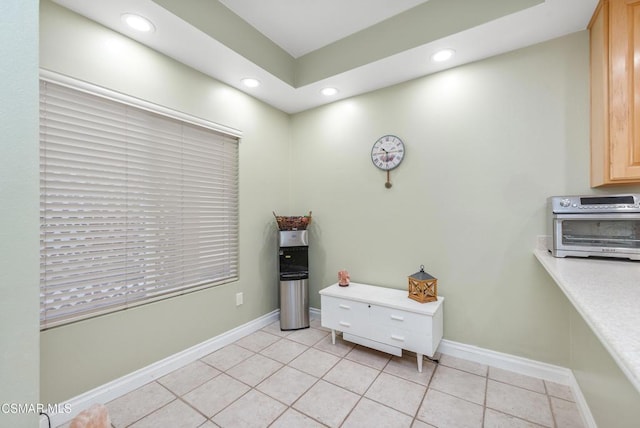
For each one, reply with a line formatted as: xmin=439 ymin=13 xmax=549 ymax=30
xmin=438 ymin=339 xmax=596 ymax=428
xmin=438 ymin=339 xmax=571 ymax=384
xmin=309 ymin=306 xmax=321 ymax=318
xmin=44 ymin=310 xmax=279 ymax=427
xmin=567 ymin=372 xmax=598 ymax=428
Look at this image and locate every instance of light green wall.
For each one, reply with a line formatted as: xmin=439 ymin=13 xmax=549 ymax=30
xmin=39 ymin=0 xmax=291 ymax=403
xmin=291 ymin=32 xmax=590 ymax=365
xmin=290 ymin=31 xmax=640 ymax=423
xmin=0 ymin=1 xmax=40 ymax=428
xmin=569 ymin=306 xmax=640 ymax=427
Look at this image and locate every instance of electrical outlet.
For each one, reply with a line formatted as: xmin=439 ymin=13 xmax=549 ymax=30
xmin=236 ymin=292 xmax=243 ymax=306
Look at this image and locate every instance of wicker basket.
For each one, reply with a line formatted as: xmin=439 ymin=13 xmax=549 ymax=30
xmin=273 ymin=211 xmax=312 ymax=230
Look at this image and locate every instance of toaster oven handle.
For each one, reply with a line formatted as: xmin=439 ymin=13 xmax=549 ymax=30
xmin=553 ymin=213 xmax=640 ymax=220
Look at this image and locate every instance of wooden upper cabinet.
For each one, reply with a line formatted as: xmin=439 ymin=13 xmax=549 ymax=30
xmin=590 ymin=0 xmax=640 ymax=186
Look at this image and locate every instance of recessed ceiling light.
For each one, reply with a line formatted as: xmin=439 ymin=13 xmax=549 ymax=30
xmin=121 ymin=13 xmax=155 ymax=33
xmin=241 ymin=78 xmax=261 ymax=88
xmin=321 ymin=87 xmax=338 ymax=96
xmin=431 ymin=49 xmax=455 ymax=62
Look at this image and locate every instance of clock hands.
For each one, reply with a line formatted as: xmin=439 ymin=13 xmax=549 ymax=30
xmin=372 ymin=149 xmax=403 ymax=155
xmin=380 ymin=148 xmax=391 ymax=164
xmin=374 ymin=148 xmax=398 ymax=166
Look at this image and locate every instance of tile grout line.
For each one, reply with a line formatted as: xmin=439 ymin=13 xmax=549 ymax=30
xmin=484 ymin=377 xmax=555 ymax=428
xmin=154 ymin=381 xmax=213 ymax=427
xmin=268 ymin=327 xmax=350 ymax=427
xmin=482 ymin=363 xmax=489 ymax=427
xmin=334 ymin=349 xmax=390 ymax=427
xmin=274 ymin=343 xmax=336 ymax=427
xmin=300 ymin=331 xmax=358 ymax=427
xmin=122 ymin=381 xmax=179 ymax=428
xmin=245 ymin=327 xmax=338 ymax=427
xmin=544 ymin=380 xmax=559 ymax=428
xmin=212 ymin=334 xmax=292 ymax=425
xmin=410 ymin=356 xmax=437 ymax=426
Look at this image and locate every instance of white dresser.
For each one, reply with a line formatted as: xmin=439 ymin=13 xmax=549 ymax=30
xmin=319 ymin=282 xmax=444 ymax=372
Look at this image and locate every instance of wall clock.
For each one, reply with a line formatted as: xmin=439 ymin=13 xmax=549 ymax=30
xmin=371 ymin=134 xmax=405 ymax=188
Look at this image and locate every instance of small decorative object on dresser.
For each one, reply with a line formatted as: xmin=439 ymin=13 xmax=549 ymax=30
xmin=408 ymin=265 xmax=437 ymax=303
xmin=338 ymin=269 xmax=350 ymax=286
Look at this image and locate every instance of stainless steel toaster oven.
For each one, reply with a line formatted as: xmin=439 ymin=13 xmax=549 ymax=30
xmin=548 ymin=194 xmax=640 ymax=260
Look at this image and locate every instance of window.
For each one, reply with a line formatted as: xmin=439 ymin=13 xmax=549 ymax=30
xmin=39 ymin=73 xmax=241 ymax=329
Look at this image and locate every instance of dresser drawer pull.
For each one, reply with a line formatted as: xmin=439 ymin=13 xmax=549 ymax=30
xmin=339 ymin=321 xmax=351 ymax=327
xmin=390 ymin=315 xmax=404 ymax=322
xmin=391 ymin=334 xmax=405 ymax=342
xmin=338 ymin=304 xmax=351 ymax=310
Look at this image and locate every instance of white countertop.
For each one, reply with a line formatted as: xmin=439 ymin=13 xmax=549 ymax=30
xmin=534 ymin=248 xmax=640 ymax=393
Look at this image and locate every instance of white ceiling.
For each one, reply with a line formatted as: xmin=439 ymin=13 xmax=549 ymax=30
xmin=51 ymin=0 xmax=599 ymax=114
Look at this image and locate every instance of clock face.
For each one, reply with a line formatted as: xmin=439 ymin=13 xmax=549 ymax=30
xmin=371 ymin=135 xmax=405 ymax=171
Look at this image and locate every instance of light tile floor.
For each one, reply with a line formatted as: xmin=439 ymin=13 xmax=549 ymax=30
xmin=59 ymin=318 xmax=585 ymax=427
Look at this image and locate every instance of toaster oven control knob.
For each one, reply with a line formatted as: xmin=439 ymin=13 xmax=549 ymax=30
xmin=560 ymin=198 xmax=571 ymax=207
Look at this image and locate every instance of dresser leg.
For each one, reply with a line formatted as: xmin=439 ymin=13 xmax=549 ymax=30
xmin=417 ymin=353 xmax=423 ymax=373
xmin=331 ymin=329 xmax=336 ymax=345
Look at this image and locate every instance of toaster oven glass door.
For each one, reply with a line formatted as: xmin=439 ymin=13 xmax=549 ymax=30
xmin=560 ymin=218 xmax=640 ymax=249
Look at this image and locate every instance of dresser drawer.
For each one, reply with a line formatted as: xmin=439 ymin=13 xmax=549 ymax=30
xmin=370 ymin=305 xmax=432 ymax=334
xmin=321 ymin=295 xmax=369 ymax=334
xmin=374 ymin=324 xmax=434 ymax=355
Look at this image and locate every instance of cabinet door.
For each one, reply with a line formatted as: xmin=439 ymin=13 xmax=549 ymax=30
xmin=591 ymin=0 xmax=640 ymax=185
xmin=610 ymin=0 xmax=640 ymax=180
xmin=610 ymin=0 xmax=640 ymax=181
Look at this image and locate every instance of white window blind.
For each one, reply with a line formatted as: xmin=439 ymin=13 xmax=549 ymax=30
xmin=39 ymin=77 xmax=240 ymax=329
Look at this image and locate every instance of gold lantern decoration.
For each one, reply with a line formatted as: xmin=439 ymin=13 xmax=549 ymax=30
xmin=408 ymin=265 xmax=437 ymax=303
